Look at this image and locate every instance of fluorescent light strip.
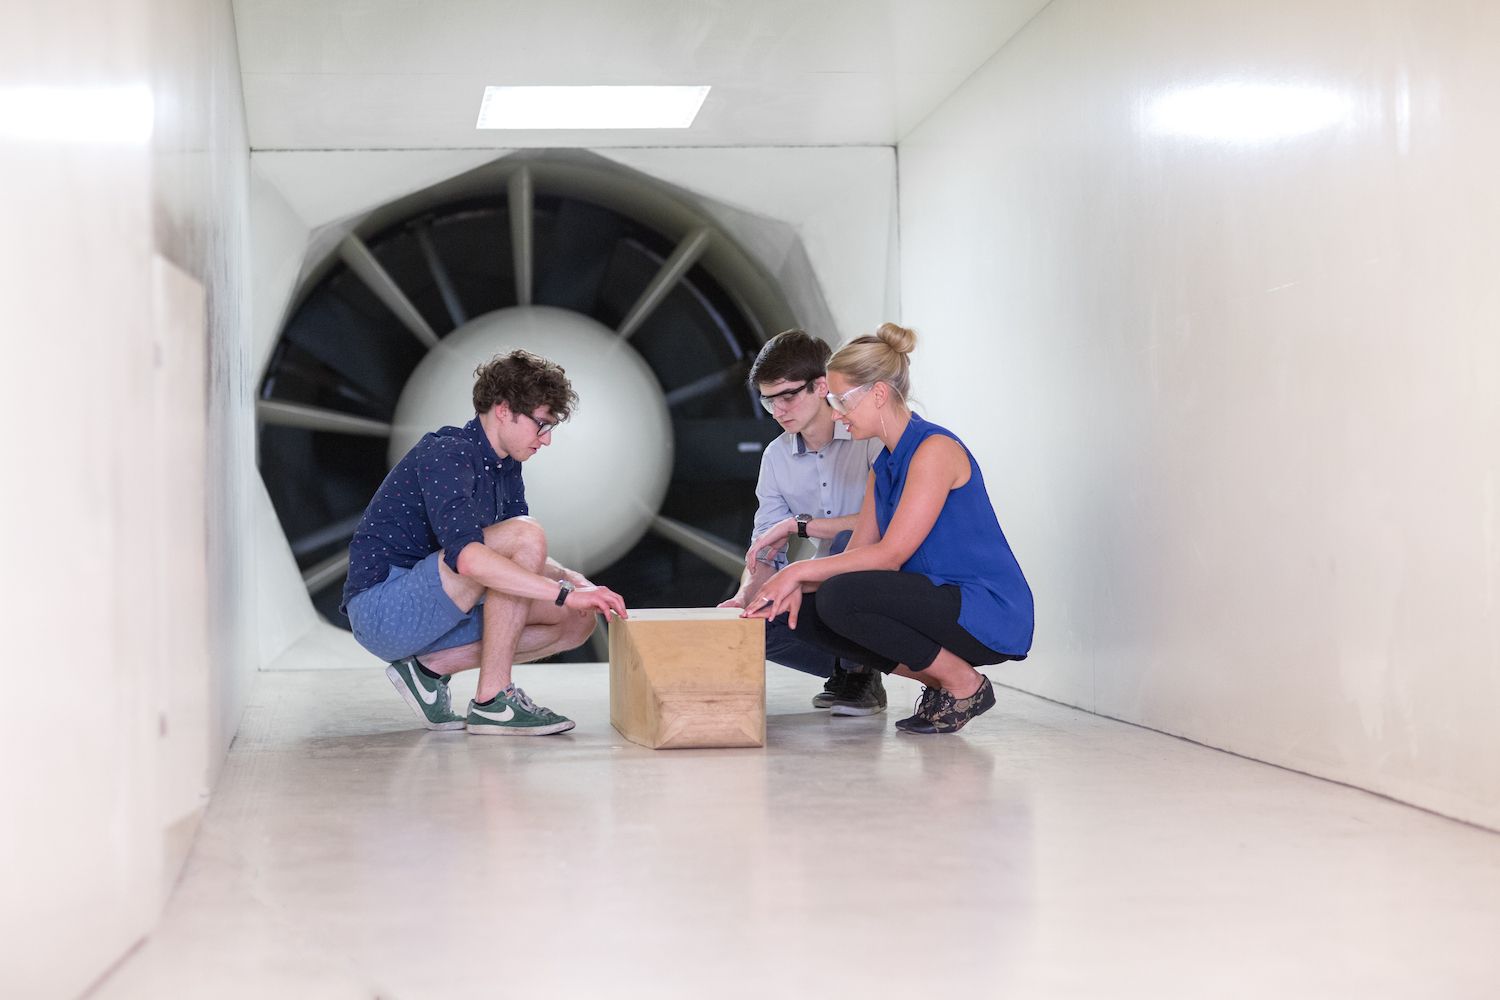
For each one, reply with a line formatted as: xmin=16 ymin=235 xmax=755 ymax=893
xmin=476 ymin=85 xmax=710 ymax=130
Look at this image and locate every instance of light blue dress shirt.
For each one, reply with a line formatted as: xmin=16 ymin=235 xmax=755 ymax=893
xmin=752 ymin=422 xmax=882 ymax=568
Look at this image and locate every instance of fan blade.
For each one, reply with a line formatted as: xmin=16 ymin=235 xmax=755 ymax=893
xmin=414 ymin=221 xmax=467 ymax=328
xmin=648 ymin=514 xmax=745 ymax=578
xmin=508 ymin=166 xmax=534 ymax=306
xmin=258 ymin=400 xmax=391 ymax=437
xmin=617 ymin=227 xmax=711 ymax=341
xmin=302 ymin=549 xmax=350 ymax=594
xmin=337 ymin=234 xmax=440 ymax=349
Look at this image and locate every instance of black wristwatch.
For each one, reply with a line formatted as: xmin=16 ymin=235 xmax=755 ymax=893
xmin=795 ymin=513 xmax=812 ymax=538
xmin=555 ymin=579 xmax=574 ymax=606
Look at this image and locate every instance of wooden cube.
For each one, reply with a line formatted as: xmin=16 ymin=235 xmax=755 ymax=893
xmin=609 ymin=608 xmax=766 ymax=749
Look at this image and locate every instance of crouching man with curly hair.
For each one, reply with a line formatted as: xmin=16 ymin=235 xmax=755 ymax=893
xmin=341 ymin=349 xmax=628 ymax=736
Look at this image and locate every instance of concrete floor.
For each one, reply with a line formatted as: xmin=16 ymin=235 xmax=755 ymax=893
xmin=97 ymin=664 xmax=1500 ymax=999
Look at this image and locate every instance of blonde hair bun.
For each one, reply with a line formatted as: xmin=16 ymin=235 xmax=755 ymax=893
xmin=875 ymin=322 xmax=917 ymax=356
xmin=828 ymin=321 xmax=916 ymax=402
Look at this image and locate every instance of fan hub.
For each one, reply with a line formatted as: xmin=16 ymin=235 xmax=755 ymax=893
xmin=389 ymin=305 xmax=673 ymax=576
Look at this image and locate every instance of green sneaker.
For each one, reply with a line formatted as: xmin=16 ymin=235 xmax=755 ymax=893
xmin=385 ymin=658 xmax=466 ymax=731
xmin=466 ymin=685 xmax=576 ymax=736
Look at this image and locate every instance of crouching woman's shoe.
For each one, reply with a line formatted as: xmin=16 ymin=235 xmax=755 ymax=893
xmin=896 ymin=676 xmax=995 ymax=735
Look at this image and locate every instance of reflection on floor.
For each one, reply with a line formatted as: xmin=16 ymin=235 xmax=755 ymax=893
xmin=97 ymin=665 xmax=1500 ymax=999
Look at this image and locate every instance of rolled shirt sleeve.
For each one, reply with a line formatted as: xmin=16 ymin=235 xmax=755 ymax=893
xmin=419 ymin=444 xmax=489 ymax=573
xmin=751 ymin=449 xmax=795 ymax=569
xmin=750 ymin=427 xmax=878 ymax=569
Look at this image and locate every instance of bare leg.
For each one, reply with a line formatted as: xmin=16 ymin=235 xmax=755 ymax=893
xmin=893 ymin=647 xmax=982 ymax=698
xmin=512 ymin=610 xmax=597 ymax=665
xmin=472 ymin=583 xmax=596 ymax=698
xmin=892 ymin=664 xmax=941 ymax=688
xmin=417 ymin=611 xmax=596 ymax=678
xmin=416 ymin=517 xmax=547 ymax=700
xmin=418 ymin=641 xmax=479 ymax=676
xmin=418 ymin=517 xmax=597 ymax=698
xmin=473 ymin=526 xmax=548 ymax=702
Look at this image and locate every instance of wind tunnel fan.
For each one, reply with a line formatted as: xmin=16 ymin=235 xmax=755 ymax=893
xmin=257 ymin=155 xmax=802 ymax=654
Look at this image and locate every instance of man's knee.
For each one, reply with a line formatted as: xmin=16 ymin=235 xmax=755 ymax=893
xmin=766 ymin=617 xmax=838 ymax=677
xmin=483 ymin=516 xmax=547 ymax=570
xmin=562 ymin=611 xmax=597 ymax=651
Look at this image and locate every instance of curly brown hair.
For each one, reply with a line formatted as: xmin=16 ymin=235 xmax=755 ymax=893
xmin=472 ymin=350 xmax=579 ymax=422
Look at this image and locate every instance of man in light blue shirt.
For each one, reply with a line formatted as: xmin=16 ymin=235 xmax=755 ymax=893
xmin=719 ymin=330 xmax=886 ymax=714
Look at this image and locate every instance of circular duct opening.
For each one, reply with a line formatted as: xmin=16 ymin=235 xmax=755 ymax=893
xmin=258 ymin=157 xmax=797 ymax=635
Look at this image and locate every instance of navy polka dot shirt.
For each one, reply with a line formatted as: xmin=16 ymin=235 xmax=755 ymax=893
xmin=340 ymin=417 xmax=528 ymax=612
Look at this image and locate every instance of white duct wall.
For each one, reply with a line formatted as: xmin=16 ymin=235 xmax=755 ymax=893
xmin=897 ymin=0 xmax=1500 ymax=828
xmin=0 ymin=0 xmax=253 ymax=995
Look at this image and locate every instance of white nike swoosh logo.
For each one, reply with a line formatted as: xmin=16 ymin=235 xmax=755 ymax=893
xmin=471 ymin=704 xmax=516 ymax=723
xmin=410 ymin=663 xmax=438 ymax=705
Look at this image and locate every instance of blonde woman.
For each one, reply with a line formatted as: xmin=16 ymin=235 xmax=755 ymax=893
xmin=746 ymin=323 xmax=1033 ymax=733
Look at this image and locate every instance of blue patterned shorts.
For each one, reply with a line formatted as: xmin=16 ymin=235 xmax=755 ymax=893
xmin=346 ymin=551 xmax=483 ymax=662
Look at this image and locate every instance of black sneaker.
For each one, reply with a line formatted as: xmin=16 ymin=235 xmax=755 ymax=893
xmin=899 ymin=677 xmax=996 ymax=734
xmin=893 ymin=684 xmax=944 ymax=732
xmin=812 ymin=664 xmax=850 ymax=709
xmin=828 ymin=668 xmax=887 ymax=717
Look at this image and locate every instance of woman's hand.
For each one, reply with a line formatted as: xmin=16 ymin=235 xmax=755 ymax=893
xmin=742 ymin=564 xmax=807 ymax=628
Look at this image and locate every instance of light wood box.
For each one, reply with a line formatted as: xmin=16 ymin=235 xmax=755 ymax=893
xmin=609 ymin=609 xmax=765 ymax=749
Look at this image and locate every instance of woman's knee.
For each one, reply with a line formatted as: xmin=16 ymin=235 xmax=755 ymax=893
xmin=814 ymin=573 xmax=865 ymax=628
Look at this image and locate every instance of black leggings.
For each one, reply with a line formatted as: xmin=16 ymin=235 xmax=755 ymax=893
xmin=790 ymin=571 xmax=1019 ymax=674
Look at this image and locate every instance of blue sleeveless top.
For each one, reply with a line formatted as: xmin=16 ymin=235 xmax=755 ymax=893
xmin=873 ymin=414 xmax=1034 ymax=657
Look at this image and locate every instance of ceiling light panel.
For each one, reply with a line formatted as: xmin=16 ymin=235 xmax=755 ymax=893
xmin=476 ymin=85 xmax=710 ymax=130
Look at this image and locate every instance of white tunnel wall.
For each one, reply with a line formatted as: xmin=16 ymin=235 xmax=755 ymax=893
xmin=897 ymin=0 xmax=1500 ymax=829
xmin=0 ymin=0 xmax=254 ymax=995
xmin=249 ymin=162 xmax=321 ymax=669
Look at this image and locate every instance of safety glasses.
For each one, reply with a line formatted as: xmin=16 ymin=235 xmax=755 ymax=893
xmin=757 ymin=380 xmax=815 ymax=414
xmin=825 ymin=382 xmax=874 ymax=415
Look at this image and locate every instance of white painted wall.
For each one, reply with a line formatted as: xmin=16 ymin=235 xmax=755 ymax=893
xmin=0 ymin=0 xmax=252 ymax=994
xmin=897 ymin=0 xmax=1500 ymax=829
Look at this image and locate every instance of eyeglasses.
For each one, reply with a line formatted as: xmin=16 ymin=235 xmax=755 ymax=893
xmin=520 ymin=412 xmax=557 ymax=436
xmin=757 ymin=380 xmax=815 ymax=414
xmin=825 ymin=382 xmax=874 ymax=415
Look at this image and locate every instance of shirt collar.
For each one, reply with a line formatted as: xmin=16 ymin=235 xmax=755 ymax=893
xmin=463 ymin=416 xmax=517 ymax=471
xmin=792 ymin=420 xmax=853 ymax=456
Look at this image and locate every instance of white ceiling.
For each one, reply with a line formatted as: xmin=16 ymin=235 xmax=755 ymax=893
xmin=233 ymin=0 xmax=1048 ymax=150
